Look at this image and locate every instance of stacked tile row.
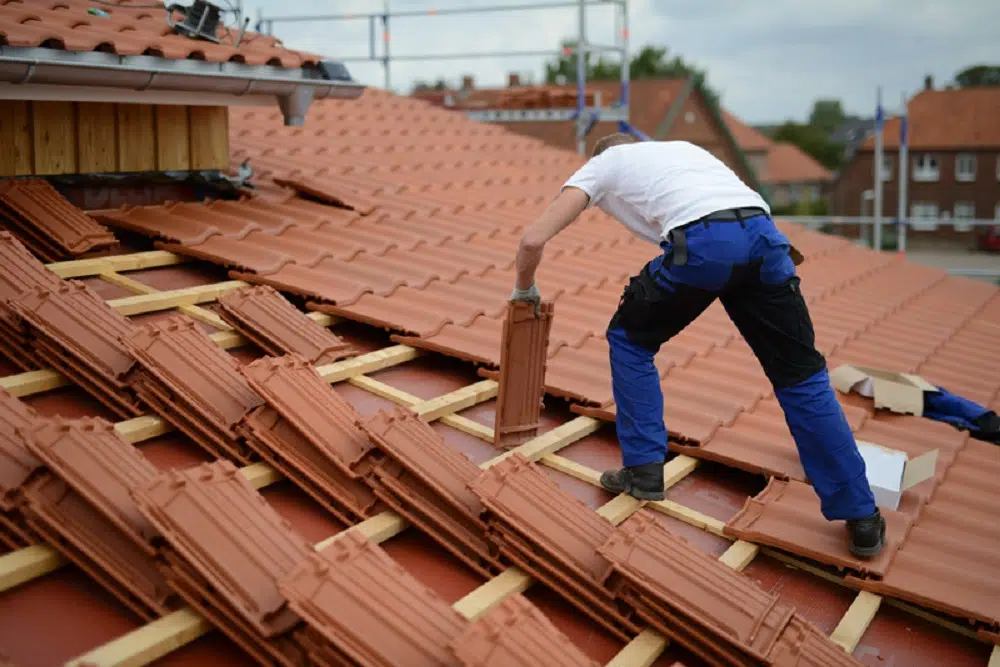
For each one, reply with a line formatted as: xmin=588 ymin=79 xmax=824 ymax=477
xmin=0 ymin=179 xmax=117 ymax=262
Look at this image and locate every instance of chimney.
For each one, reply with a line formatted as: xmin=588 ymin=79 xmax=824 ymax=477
xmin=508 ymin=72 xmax=521 ymax=87
xmin=461 ymin=75 xmax=474 ymax=91
xmin=924 ymin=74 xmax=933 ymax=90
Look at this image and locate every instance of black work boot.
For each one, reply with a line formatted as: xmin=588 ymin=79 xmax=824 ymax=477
xmin=847 ymin=509 xmax=886 ymax=558
xmin=600 ymin=462 xmax=665 ymax=501
xmin=971 ymin=411 xmax=1000 ymax=445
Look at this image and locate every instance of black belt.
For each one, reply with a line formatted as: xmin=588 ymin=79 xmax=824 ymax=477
xmin=667 ymin=207 xmax=768 ymax=266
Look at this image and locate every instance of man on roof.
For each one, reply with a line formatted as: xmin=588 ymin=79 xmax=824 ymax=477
xmin=510 ymin=134 xmax=886 ymax=558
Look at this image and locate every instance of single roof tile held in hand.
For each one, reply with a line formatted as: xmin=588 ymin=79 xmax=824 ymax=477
xmin=494 ymin=301 xmax=554 ymax=449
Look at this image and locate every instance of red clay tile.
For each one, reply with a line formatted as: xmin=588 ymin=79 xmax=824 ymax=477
xmin=468 ymin=453 xmax=637 ymax=640
xmin=724 ymin=478 xmax=912 ymax=577
xmin=361 ymin=406 xmax=502 ymax=577
xmin=217 ymin=285 xmax=353 ymax=364
xmin=0 ymin=232 xmax=63 ymax=370
xmin=124 ymin=315 xmax=264 ymax=462
xmin=599 ymin=511 xmax=859 ymax=667
xmin=19 ymin=417 xmax=173 ymax=619
xmin=767 ymin=616 xmax=865 ymax=666
xmin=450 ymin=593 xmax=600 ymax=666
xmin=156 ymin=235 xmax=297 ymax=275
xmin=240 ymin=354 xmax=375 ymax=472
xmin=273 ymin=176 xmax=378 ymax=216
xmin=850 ymin=439 xmax=1000 ymax=633
xmin=0 ymin=179 xmax=117 ymax=261
xmin=0 ymin=390 xmax=41 ymax=548
xmin=0 ymin=0 xmax=324 ymax=68
xmin=133 ymin=460 xmax=314 ymax=650
xmin=494 ymin=302 xmax=553 ymax=449
xmin=10 ymin=281 xmax=141 ymax=418
xmin=279 ymin=530 xmax=468 ymax=666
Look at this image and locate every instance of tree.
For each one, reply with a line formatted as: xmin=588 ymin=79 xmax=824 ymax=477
xmin=954 ymin=65 xmax=1000 ymax=87
xmin=411 ymin=78 xmax=450 ymax=93
xmin=771 ymin=121 xmax=843 ymax=171
xmin=543 ymin=42 xmax=719 ymax=106
xmin=807 ymin=99 xmax=846 ymax=135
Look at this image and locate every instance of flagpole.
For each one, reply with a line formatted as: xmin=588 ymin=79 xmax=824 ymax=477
xmin=897 ymin=91 xmax=909 ymax=254
xmin=873 ymin=86 xmax=884 ymax=252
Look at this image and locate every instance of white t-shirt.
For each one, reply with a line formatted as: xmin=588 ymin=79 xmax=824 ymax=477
xmin=561 ymin=140 xmax=770 ymax=244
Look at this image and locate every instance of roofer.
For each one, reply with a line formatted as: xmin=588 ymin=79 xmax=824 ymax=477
xmin=510 ymin=134 xmax=886 ymax=558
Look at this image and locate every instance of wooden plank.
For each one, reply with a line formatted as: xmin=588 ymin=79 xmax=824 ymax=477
xmin=187 ymin=106 xmax=229 ymax=170
xmin=452 ymin=567 xmax=532 ymax=621
xmin=106 ymin=280 xmax=248 ymax=317
xmin=76 ymin=102 xmax=118 ymax=173
xmin=116 ymin=104 xmax=156 ymax=173
xmin=484 ymin=416 xmax=602 ymax=468
xmin=115 ymin=416 xmax=171 ymax=444
xmin=317 ymin=345 xmax=421 ymax=383
xmin=241 ymin=462 xmax=283 ymax=490
xmin=606 ymin=628 xmax=669 ymax=667
xmin=0 ymin=100 xmax=33 ymax=177
xmin=0 ymin=369 xmax=69 ymax=397
xmin=100 ymin=272 xmax=231 ymax=330
xmin=0 ymin=544 xmax=66 ymax=594
xmin=46 ymin=250 xmax=190 ymax=279
xmin=830 ymin=591 xmax=882 ymax=653
xmin=989 ymin=646 xmax=1000 ymax=667
xmin=66 ymin=608 xmax=211 ymax=667
xmin=413 ymin=380 xmax=498 ymax=421
xmin=154 ymin=105 xmax=191 ymax=171
xmin=717 ymin=540 xmax=759 ymax=570
xmin=32 ymin=101 xmax=77 ymax=175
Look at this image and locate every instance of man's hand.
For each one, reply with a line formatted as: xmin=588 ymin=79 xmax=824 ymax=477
xmin=510 ymin=283 xmax=541 ymax=316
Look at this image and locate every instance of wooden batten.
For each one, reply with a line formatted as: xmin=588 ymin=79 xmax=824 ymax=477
xmin=0 ymin=100 xmax=230 ymax=177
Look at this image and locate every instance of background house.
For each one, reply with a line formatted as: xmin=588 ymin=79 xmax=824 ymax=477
xmin=412 ymin=76 xmax=765 ymax=195
xmin=831 ymin=78 xmax=1000 ymax=236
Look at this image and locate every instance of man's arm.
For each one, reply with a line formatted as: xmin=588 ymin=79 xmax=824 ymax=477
xmin=515 ymin=186 xmax=590 ymax=290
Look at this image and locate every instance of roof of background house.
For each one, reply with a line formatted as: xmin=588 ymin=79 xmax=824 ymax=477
xmin=0 ymin=0 xmax=322 ymax=68
xmin=721 ymin=110 xmax=775 ymax=153
xmin=760 ymin=142 xmax=833 ymax=184
xmin=0 ymin=76 xmax=997 ymax=667
xmin=861 ymin=87 xmax=1000 ymax=150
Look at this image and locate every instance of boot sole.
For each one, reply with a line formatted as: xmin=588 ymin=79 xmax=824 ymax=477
xmin=628 ymin=488 xmax=665 ymax=501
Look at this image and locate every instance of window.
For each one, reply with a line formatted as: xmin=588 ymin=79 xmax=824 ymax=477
xmin=808 ymin=184 xmax=821 ymax=201
xmin=955 ymin=154 xmax=976 ymax=182
xmin=879 ymin=155 xmax=893 ymax=182
xmin=953 ymin=202 xmax=975 ymax=232
xmin=788 ymin=184 xmax=801 ymax=203
xmin=910 ymin=202 xmax=938 ymax=231
xmin=912 ymin=153 xmax=940 ymax=182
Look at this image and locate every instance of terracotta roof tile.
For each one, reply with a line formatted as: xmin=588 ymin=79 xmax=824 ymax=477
xmin=0 ymin=179 xmax=117 ymax=262
xmin=0 ymin=390 xmax=42 ymax=548
xmin=860 ymin=87 xmax=1000 ymax=150
xmin=760 ymin=143 xmax=833 ymax=184
xmin=0 ymin=0 xmax=323 ymax=69
xmin=494 ymin=302 xmax=553 ymax=449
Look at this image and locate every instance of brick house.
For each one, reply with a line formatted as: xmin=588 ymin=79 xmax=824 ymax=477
xmin=722 ymin=112 xmax=832 ymax=209
xmin=412 ymin=75 xmax=765 ymax=195
xmin=831 ymin=81 xmax=1000 ymax=232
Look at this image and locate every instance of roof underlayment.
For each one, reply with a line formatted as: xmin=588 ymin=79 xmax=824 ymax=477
xmin=0 ymin=86 xmax=996 ymax=666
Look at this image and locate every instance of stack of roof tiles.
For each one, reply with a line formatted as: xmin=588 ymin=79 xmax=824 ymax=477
xmin=0 ymin=179 xmax=117 ymax=262
xmin=217 ymin=285 xmax=355 ymax=364
xmin=0 ymin=390 xmax=43 ymax=548
xmin=0 ymin=231 xmax=64 ymax=371
xmin=18 ymin=416 xmax=174 ymax=620
xmin=238 ymin=354 xmax=379 ymax=525
xmin=123 ymin=315 xmax=266 ymax=463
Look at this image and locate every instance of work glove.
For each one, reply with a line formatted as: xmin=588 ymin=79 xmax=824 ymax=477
xmin=510 ymin=284 xmax=541 ymax=316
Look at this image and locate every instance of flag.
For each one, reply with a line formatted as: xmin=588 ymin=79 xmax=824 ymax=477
xmin=899 ymin=113 xmax=908 ymax=148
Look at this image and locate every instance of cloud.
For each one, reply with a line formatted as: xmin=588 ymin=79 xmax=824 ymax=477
xmin=241 ymin=0 xmax=995 ymax=124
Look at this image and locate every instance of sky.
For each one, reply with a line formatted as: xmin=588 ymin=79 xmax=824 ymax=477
xmin=236 ymin=0 xmax=997 ymax=124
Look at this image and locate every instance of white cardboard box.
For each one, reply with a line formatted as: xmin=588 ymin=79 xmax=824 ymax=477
xmin=856 ymin=440 xmax=939 ymax=511
xmin=830 ymin=364 xmax=939 ymax=416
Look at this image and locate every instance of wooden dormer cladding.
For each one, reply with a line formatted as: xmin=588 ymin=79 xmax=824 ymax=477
xmin=0 ymin=101 xmax=229 ymax=177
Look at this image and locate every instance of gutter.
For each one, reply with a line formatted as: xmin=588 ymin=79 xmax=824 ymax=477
xmin=0 ymin=46 xmax=365 ymax=126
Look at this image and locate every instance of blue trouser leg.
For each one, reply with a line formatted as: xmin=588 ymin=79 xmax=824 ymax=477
xmin=923 ymin=386 xmax=990 ymax=430
xmin=774 ymin=369 xmax=876 ymax=520
xmin=607 ymin=327 xmax=666 ymax=467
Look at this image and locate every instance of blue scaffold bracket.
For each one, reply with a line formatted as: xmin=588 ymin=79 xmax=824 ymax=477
xmin=617 ymin=120 xmax=650 ymax=141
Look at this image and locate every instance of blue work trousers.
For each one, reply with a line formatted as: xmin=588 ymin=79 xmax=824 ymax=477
xmin=606 ymin=212 xmax=877 ymax=521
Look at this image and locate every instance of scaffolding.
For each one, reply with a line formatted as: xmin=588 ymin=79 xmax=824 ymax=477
xmin=255 ymin=0 xmax=640 ymax=154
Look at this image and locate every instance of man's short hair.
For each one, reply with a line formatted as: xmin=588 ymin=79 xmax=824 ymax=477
xmin=592 ymin=132 xmax=638 ymax=157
